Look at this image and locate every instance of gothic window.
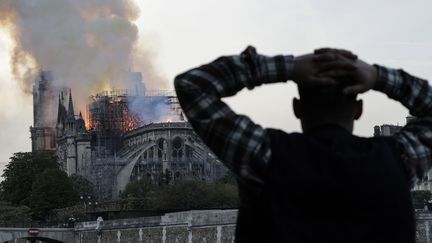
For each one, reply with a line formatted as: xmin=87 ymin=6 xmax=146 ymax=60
xmin=186 ymin=145 xmax=193 ymax=159
xmin=148 ymin=147 xmax=154 ymax=159
xmin=172 ymin=137 xmax=184 ymax=161
xmin=50 ymin=135 xmax=56 ymax=148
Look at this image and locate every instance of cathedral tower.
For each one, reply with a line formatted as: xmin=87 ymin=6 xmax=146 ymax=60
xmin=30 ymin=71 xmax=57 ymax=151
xmin=56 ymin=89 xmax=91 ymax=176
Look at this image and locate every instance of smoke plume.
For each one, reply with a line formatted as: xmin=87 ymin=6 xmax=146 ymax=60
xmin=0 ymin=0 xmax=167 ymax=118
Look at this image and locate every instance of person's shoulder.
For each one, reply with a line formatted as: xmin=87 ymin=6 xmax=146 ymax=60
xmin=266 ymin=128 xmax=303 ymax=137
xmin=354 ymin=134 xmax=395 ymax=143
xmin=265 ymin=128 xmax=306 ymax=145
xmin=351 ymin=134 xmax=399 ymax=151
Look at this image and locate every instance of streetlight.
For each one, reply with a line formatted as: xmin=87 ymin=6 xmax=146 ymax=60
xmin=80 ymin=194 xmax=99 ymax=212
xmin=80 ymin=195 xmax=88 ymax=211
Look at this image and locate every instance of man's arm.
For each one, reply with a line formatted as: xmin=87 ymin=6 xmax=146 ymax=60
xmin=315 ymin=48 xmax=432 ymax=187
xmin=374 ymin=66 xmax=432 ymax=187
xmin=174 ymin=46 xmax=294 ymax=186
xmin=174 ymin=46 xmax=356 ymax=188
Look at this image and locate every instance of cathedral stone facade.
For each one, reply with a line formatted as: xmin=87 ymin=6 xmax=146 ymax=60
xmin=31 ymin=71 xmax=226 ymax=201
xmin=56 ymin=91 xmax=92 ymax=176
xmin=30 ymin=71 xmax=58 ymax=152
xmin=115 ymin=122 xmax=225 ymax=198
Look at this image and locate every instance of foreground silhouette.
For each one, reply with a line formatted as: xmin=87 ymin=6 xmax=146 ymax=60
xmin=175 ymin=47 xmax=432 ymax=243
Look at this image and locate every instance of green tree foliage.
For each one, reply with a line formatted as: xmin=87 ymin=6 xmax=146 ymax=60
xmin=121 ymin=177 xmax=155 ymax=199
xmin=120 ymin=177 xmax=156 ymax=209
xmin=0 ymin=201 xmax=32 ymax=227
xmin=121 ymin=177 xmax=239 ymax=211
xmin=216 ymin=171 xmax=237 ymax=185
xmin=51 ymin=204 xmax=87 ymax=226
xmin=155 ymin=179 xmax=239 ymax=210
xmin=69 ymin=174 xmax=96 ymax=198
xmin=0 ymin=151 xmax=59 ymax=206
xmin=155 ymin=179 xmax=211 ymax=210
xmin=411 ymin=190 xmax=432 ymax=209
xmin=206 ymin=182 xmax=239 ymax=209
xmin=29 ymin=169 xmax=79 ymax=220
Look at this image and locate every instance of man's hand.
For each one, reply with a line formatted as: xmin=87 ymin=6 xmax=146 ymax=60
xmin=315 ymin=48 xmax=378 ymax=95
xmin=292 ymin=50 xmax=357 ymax=88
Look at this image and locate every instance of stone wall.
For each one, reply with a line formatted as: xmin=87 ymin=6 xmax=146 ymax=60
xmin=75 ymin=210 xmax=432 ymax=243
xmin=417 ymin=212 xmax=432 ymax=243
xmin=75 ymin=210 xmax=237 ymax=243
xmin=78 ymin=225 xmax=236 ymax=243
xmin=2 ymin=210 xmax=432 ymax=242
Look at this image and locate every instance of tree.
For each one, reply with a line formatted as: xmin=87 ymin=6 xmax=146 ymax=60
xmin=0 ymin=201 xmax=32 ymax=227
xmin=121 ymin=177 xmax=155 ymax=199
xmin=118 ymin=177 xmax=241 ymax=211
xmin=0 ymin=151 xmax=59 ymax=206
xmin=216 ymin=171 xmax=237 ymax=185
xmin=69 ymin=174 xmax=96 ymax=199
xmin=154 ymin=178 xmax=211 ymax=210
xmin=207 ymin=182 xmax=239 ymax=208
xmin=120 ymin=177 xmax=156 ymax=210
xmin=29 ymin=169 xmax=79 ymax=220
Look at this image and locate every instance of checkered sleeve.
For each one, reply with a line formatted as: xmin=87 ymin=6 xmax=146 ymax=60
xmin=174 ymin=46 xmax=294 ymax=186
xmin=374 ymin=65 xmax=432 ymax=187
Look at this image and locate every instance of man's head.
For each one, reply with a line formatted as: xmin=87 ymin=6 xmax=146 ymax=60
xmin=290 ymin=48 xmax=379 ymax=133
xmin=293 ymin=84 xmax=363 ymax=133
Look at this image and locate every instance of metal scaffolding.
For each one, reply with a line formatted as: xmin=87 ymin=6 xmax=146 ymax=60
xmin=86 ymin=89 xmax=184 ymax=155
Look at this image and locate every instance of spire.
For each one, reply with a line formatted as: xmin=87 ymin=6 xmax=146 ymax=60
xmin=57 ymin=94 xmax=62 ymax=123
xmin=67 ymin=89 xmax=75 ymax=118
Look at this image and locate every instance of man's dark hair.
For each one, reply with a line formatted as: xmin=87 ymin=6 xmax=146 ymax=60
xmin=297 ymin=84 xmax=358 ymax=122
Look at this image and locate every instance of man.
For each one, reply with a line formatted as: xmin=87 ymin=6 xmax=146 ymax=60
xmin=174 ymin=46 xmax=432 ymax=242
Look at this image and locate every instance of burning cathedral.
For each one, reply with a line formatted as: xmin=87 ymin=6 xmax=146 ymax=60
xmin=30 ymin=70 xmax=226 ymax=201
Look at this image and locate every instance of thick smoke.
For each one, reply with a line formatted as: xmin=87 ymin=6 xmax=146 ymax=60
xmin=129 ymin=95 xmax=184 ymax=125
xmin=0 ymin=0 xmax=168 ymax=120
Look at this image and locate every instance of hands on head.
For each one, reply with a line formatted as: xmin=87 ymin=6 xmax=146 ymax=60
xmin=292 ymin=48 xmax=378 ymax=96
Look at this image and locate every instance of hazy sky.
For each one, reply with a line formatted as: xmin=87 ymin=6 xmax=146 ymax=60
xmin=1 ymin=0 xmax=432 ymax=175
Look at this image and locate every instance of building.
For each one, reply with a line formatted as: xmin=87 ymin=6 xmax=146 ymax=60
xmin=115 ymin=122 xmax=225 ymax=198
xmin=373 ymin=124 xmax=402 ymax=136
xmin=30 ymin=71 xmax=58 ymax=151
xmin=31 ymin=71 xmax=227 ymax=201
xmin=56 ymin=90 xmax=91 ymax=176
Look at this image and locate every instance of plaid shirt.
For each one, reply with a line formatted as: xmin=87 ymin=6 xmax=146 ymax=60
xmin=174 ymin=46 xmax=432 ymax=189
xmin=375 ymin=66 xmax=432 ymax=187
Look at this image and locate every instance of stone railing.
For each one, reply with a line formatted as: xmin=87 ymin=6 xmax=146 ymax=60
xmin=75 ymin=210 xmax=432 ymax=243
xmin=75 ymin=209 xmax=237 ymax=243
xmin=416 ymin=211 xmax=432 ymax=243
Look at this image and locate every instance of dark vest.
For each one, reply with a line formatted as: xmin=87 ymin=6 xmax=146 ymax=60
xmin=236 ymin=126 xmax=415 ymax=243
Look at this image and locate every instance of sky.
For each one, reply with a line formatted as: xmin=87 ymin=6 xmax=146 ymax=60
xmin=1 ymin=0 xmax=432 ymax=176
